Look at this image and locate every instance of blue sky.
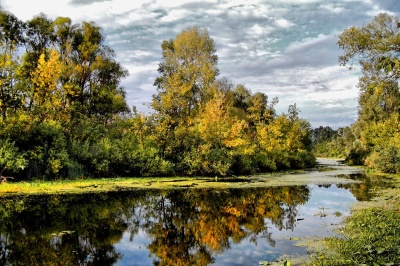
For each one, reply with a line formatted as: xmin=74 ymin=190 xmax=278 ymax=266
xmin=2 ymin=0 xmax=400 ymax=128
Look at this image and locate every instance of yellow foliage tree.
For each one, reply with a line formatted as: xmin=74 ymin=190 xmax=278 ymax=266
xmin=30 ymin=48 xmax=64 ymax=121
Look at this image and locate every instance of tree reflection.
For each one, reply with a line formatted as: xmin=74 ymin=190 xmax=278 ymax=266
xmin=0 ymin=192 xmax=149 ymax=265
xmin=336 ymin=173 xmax=391 ymax=201
xmin=141 ymin=187 xmax=310 ymax=265
xmin=0 ymin=186 xmax=310 ymax=265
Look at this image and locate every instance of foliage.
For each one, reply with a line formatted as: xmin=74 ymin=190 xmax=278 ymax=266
xmin=0 ymin=139 xmax=26 ymax=180
xmin=311 ymin=126 xmax=356 ymax=159
xmin=336 ymin=13 xmax=400 ymax=171
xmin=0 ymin=10 xmax=315 ymax=180
xmin=311 ymin=207 xmax=400 ymax=266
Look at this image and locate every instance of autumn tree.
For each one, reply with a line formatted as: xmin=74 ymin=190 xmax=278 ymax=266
xmin=338 ymin=13 xmax=400 ymax=171
xmin=19 ymin=14 xmax=55 ymax=104
xmin=152 ymin=26 xmax=219 ymax=162
xmin=17 ymin=14 xmax=129 ymax=122
xmin=153 ymin=26 xmax=219 ymax=118
xmin=30 ymin=49 xmax=63 ymax=120
xmin=182 ymin=92 xmax=253 ymax=176
xmin=0 ymin=11 xmax=132 ymax=179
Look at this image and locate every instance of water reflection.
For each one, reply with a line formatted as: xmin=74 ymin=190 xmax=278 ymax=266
xmin=0 ymin=187 xmax=310 ymax=265
xmin=336 ymin=173 xmax=392 ymax=201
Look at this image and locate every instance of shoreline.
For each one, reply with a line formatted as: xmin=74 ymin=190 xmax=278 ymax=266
xmin=0 ymin=160 xmax=362 ymax=196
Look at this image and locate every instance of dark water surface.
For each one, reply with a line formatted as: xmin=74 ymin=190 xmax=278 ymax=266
xmin=0 ymin=173 xmax=377 ymax=265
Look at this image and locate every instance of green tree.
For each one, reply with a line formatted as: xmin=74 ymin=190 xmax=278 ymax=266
xmin=338 ymin=13 xmax=400 ymax=169
xmin=338 ymin=13 xmax=400 ymax=124
xmin=68 ymin=21 xmax=129 ymax=120
xmin=0 ymin=139 xmax=26 ymax=182
xmin=0 ymin=11 xmax=24 ymax=119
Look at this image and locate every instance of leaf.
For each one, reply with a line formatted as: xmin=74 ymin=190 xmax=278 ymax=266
xmin=364 ymin=244 xmax=373 ymax=250
xmin=283 ymin=260 xmax=290 ymax=266
xmin=375 ymin=247 xmax=385 ymax=254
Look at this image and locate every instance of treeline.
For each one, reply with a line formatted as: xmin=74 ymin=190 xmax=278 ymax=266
xmin=311 ymin=126 xmax=354 ymax=159
xmin=0 ymin=11 xmax=315 ymax=180
xmin=313 ymin=13 xmax=400 ymax=174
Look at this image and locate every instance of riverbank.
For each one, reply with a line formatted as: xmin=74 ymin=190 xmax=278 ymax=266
xmin=306 ymin=170 xmax=400 ymax=265
xmin=0 ymin=159 xmax=361 ymax=196
xmin=258 ymin=164 xmax=400 ymax=266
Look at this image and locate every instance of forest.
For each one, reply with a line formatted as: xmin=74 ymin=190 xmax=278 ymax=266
xmin=1 ymin=9 xmax=399 ymax=181
xmin=0 ymin=10 xmax=316 ymax=181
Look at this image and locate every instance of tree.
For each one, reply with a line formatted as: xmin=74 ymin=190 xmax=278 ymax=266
xmin=338 ymin=13 xmax=400 ymax=124
xmin=20 ymin=13 xmax=56 ymax=99
xmin=19 ymin=15 xmax=129 ymax=122
xmin=30 ymin=49 xmax=63 ymax=120
xmin=152 ymin=26 xmax=219 ymax=161
xmin=153 ymin=26 xmax=219 ymax=119
xmin=338 ymin=13 xmax=400 ymax=169
xmin=0 ymin=11 xmax=24 ymax=119
xmin=68 ymin=21 xmax=129 ymax=120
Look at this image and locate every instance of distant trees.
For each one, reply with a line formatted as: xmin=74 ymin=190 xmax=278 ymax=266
xmin=0 ymin=10 xmax=315 ymax=180
xmin=335 ymin=13 xmax=400 ymax=172
xmin=311 ymin=126 xmax=355 ymax=160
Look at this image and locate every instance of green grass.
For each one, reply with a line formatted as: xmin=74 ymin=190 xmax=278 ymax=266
xmin=0 ymin=176 xmax=276 ymax=195
xmin=0 ymin=177 xmax=200 ymax=195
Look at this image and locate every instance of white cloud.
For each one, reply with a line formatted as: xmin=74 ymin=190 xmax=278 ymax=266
xmin=160 ymin=9 xmax=189 ymax=23
xmin=275 ymin=19 xmax=295 ymax=28
xmin=276 ymin=0 xmax=322 ymax=3
xmin=1 ymin=0 xmax=400 ymax=127
xmin=285 ymin=34 xmax=331 ymax=53
xmin=249 ymin=24 xmax=264 ymax=36
xmin=321 ymin=3 xmax=346 ymax=14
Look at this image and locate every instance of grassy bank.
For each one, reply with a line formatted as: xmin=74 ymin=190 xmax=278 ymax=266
xmin=0 ymin=164 xmax=362 ymax=195
xmin=308 ymin=172 xmax=400 ymax=266
xmin=0 ymin=177 xmax=224 ymax=195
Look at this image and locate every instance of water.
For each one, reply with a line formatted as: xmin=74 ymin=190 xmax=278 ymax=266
xmin=114 ymin=185 xmax=357 ymax=266
xmin=0 ymin=172 xmax=377 ymax=265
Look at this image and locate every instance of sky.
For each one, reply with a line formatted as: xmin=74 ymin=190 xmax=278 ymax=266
xmin=1 ymin=0 xmax=400 ymax=128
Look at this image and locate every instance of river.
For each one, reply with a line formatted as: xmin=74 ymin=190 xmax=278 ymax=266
xmin=0 ymin=159 xmax=378 ymax=265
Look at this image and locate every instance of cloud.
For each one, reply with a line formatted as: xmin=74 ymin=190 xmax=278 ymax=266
xmin=2 ymin=0 xmax=400 ymax=127
xmin=69 ymin=0 xmax=111 ymax=5
xmin=275 ymin=18 xmax=295 ymax=28
xmin=321 ymin=3 xmax=346 ymax=14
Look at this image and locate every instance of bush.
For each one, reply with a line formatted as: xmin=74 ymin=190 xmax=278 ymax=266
xmin=346 ymin=139 xmax=367 ymax=165
xmin=0 ymin=139 xmax=27 ymax=180
xmin=374 ymin=145 xmax=400 ymax=173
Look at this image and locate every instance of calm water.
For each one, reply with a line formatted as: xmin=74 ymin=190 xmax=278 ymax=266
xmin=0 ymin=173 xmax=377 ymax=265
